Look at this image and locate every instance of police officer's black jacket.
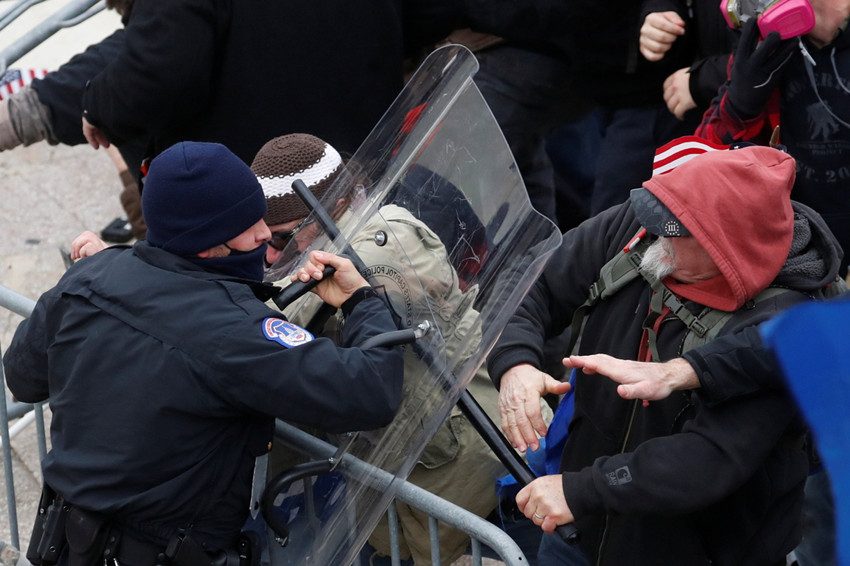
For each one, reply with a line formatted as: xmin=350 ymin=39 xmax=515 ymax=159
xmin=487 ymin=194 xmax=843 ymax=565
xmin=4 ymin=241 xmax=403 ymax=548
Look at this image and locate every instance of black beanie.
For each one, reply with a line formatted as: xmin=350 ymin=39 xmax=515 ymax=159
xmin=143 ymin=142 xmax=267 ymax=256
xmin=250 ymin=133 xmax=344 ymax=226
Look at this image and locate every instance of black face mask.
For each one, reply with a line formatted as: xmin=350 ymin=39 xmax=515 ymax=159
xmin=188 ymin=243 xmax=268 ymax=281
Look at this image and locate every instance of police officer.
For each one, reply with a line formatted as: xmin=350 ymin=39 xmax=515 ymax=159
xmin=3 ymin=141 xmax=404 ymax=566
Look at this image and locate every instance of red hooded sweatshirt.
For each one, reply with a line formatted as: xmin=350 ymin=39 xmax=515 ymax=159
xmin=642 ymin=146 xmax=796 ymax=312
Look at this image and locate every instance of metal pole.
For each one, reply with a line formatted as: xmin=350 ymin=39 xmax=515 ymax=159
xmin=0 ymin=0 xmax=47 ymax=33
xmin=1 ymin=346 xmax=21 ymax=549
xmin=0 ymin=0 xmax=105 ymax=75
xmin=0 ymin=285 xmax=36 ymax=319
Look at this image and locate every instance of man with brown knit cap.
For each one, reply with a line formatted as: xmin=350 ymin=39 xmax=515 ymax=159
xmin=251 ymin=133 xmax=508 ymax=565
xmin=250 ymin=133 xmax=348 ymax=273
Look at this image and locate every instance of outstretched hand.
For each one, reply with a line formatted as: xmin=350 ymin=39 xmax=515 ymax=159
xmin=499 ymin=364 xmax=571 ymax=453
xmin=563 ymin=354 xmax=699 ymax=403
xmin=292 ymin=250 xmax=369 ymax=308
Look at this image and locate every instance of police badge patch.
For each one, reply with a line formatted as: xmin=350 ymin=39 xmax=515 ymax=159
xmin=262 ymin=318 xmax=314 ymax=348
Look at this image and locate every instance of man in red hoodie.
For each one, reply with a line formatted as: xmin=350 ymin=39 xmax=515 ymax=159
xmin=486 ymin=145 xmax=845 ymax=565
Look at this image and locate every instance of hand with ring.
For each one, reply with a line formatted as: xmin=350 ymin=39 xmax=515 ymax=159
xmin=517 ymin=475 xmax=575 ymax=534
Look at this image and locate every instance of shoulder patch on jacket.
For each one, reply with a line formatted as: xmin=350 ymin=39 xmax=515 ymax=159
xmin=262 ymin=318 xmax=314 ymax=348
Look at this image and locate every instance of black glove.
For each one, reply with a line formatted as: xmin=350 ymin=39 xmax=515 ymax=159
xmin=727 ymin=18 xmax=798 ymax=119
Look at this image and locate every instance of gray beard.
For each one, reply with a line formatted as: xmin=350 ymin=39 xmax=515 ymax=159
xmin=640 ymin=238 xmax=676 ymax=280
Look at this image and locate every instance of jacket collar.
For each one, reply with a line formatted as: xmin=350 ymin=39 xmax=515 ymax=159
xmin=133 ymin=240 xmax=281 ymax=302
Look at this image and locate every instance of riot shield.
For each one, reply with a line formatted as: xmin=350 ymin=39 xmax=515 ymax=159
xmin=262 ymin=44 xmax=563 ymax=565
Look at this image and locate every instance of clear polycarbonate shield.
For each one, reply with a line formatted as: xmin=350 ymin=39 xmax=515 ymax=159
xmin=262 ymin=44 xmax=563 ymax=565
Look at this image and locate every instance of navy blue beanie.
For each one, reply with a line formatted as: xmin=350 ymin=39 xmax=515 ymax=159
xmin=142 ymin=142 xmax=267 ymax=256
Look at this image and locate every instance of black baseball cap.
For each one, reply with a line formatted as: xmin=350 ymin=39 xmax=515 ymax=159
xmin=629 ymin=187 xmax=690 ymax=237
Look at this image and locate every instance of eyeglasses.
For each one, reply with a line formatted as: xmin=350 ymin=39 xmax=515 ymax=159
xmin=269 ymin=217 xmax=315 ymax=251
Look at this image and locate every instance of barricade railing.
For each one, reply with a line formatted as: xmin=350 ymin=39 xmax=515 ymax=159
xmin=0 ymin=0 xmax=105 ymax=75
xmin=274 ymin=420 xmax=527 ymax=566
xmin=1 ymin=283 xmax=524 ymax=565
xmin=1 ymin=284 xmax=43 ymax=553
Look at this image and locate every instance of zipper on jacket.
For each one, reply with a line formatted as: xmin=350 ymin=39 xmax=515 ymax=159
xmin=596 ymin=398 xmax=640 ymax=565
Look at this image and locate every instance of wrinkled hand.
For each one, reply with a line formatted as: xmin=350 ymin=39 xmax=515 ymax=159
xmin=728 ymin=18 xmax=798 ymax=118
xmin=663 ymin=67 xmax=697 ymax=119
xmin=563 ymin=354 xmax=699 ymax=403
xmin=82 ymin=115 xmax=110 ymax=149
xmin=292 ymin=250 xmax=369 ymax=308
xmin=640 ymin=11 xmax=685 ymax=62
xmin=517 ymin=475 xmax=574 ymax=534
xmin=70 ymin=230 xmax=108 ymax=260
xmin=499 ymin=364 xmax=571 ymax=453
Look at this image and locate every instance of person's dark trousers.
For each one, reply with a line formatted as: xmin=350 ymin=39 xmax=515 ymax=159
xmin=590 ymin=104 xmax=700 ymax=215
xmin=537 ymin=531 xmax=592 ymax=565
xmin=474 ymin=45 xmax=593 ymax=227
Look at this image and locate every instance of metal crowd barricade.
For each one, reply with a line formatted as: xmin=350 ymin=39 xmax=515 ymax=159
xmin=274 ymin=420 xmax=528 ymax=566
xmin=0 ymin=0 xmax=105 ymax=75
xmin=1 ymin=283 xmax=46 ymax=553
xmin=1 ymin=283 xmax=526 ymax=565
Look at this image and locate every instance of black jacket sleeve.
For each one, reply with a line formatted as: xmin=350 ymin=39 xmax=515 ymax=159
xmin=211 ymin=294 xmax=404 ymax=433
xmin=31 ymin=29 xmax=126 ymax=146
xmin=682 ymin=284 xmax=816 ymax=405
xmin=688 ymin=53 xmax=732 ymax=108
xmin=683 ymin=325 xmax=783 ymax=404
xmin=81 ymin=0 xmax=221 ymax=145
xmin=2 ymin=290 xmax=56 ymax=403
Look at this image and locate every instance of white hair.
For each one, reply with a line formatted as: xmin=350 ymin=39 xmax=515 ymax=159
xmin=640 ymin=237 xmax=676 ymax=280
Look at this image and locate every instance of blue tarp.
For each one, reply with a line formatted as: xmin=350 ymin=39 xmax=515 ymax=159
xmin=761 ymin=296 xmax=850 ymax=566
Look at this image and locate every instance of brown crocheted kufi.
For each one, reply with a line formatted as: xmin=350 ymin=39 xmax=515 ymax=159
xmin=250 ymin=133 xmax=344 ymax=226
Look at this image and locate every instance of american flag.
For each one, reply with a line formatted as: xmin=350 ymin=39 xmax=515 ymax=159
xmin=0 ymin=68 xmax=50 ymax=100
xmin=652 ymin=135 xmax=729 ymax=176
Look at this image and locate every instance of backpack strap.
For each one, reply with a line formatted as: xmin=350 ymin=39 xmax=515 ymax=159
xmin=567 ymin=229 xmax=653 ymax=355
xmin=642 ymin=274 xmax=716 ymax=361
xmin=643 ymin=281 xmax=794 ymax=361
